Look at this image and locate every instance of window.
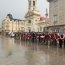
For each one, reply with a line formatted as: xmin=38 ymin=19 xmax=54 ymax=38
xmin=35 ymin=20 xmax=37 ymax=21
xmin=40 ymin=27 xmax=42 ymax=31
xmin=29 ymin=1 xmax=31 ymax=6
xmin=28 ymin=27 xmax=31 ymax=32
xmin=28 ymin=20 xmax=31 ymax=23
xmin=55 ymin=28 xmax=59 ymax=33
xmin=54 ymin=0 xmax=58 ymax=2
xmin=33 ymin=1 xmax=35 ymax=6
xmin=53 ymin=15 xmax=58 ymax=25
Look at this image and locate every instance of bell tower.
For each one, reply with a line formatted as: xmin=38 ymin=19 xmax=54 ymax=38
xmin=25 ymin=0 xmax=40 ymax=32
xmin=25 ymin=0 xmax=40 ymax=18
xmin=28 ymin=0 xmax=37 ymax=11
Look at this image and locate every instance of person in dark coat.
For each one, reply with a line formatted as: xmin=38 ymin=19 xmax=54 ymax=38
xmin=31 ymin=33 xmax=35 ymax=42
xmin=59 ymin=35 xmax=63 ymax=48
xmin=63 ymin=34 xmax=65 ymax=48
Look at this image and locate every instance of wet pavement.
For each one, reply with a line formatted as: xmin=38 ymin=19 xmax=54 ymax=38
xmin=0 ymin=35 xmax=65 ymax=65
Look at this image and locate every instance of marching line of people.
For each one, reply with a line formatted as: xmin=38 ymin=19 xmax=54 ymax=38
xmin=13 ymin=32 xmax=65 ymax=48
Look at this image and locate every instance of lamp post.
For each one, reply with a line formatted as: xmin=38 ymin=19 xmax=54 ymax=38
xmin=12 ymin=20 xmax=13 ymax=33
xmin=45 ymin=8 xmax=48 ymax=33
xmin=18 ymin=20 xmax=20 ymax=33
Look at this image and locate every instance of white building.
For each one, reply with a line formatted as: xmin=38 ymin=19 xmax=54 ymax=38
xmin=25 ymin=0 xmax=41 ymax=32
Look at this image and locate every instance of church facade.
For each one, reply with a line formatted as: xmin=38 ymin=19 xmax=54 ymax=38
xmin=25 ymin=0 xmax=40 ymax=32
xmin=2 ymin=0 xmax=48 ymax=33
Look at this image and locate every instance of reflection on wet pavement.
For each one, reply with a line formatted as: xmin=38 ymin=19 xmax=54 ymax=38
xmin=0 ymin=35 xmax=65 ymax=65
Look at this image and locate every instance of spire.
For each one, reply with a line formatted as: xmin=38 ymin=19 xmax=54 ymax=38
xmin=45 ymin=8 xmax=48 ymax=18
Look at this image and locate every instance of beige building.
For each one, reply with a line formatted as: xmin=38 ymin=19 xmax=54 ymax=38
xmin=37 ymin=17 xmax=49 ymax=32
xmin=2 ymin=0 xmax=49 ymax=33
xmin=47 ymin=0 xmax=65 ymax=33
xmin=2 ymin=14 xmax=25 ymax=33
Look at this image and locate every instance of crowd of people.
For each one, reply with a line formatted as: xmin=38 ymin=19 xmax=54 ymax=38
xmin=14 ymin=32 xmax=65 ymax=48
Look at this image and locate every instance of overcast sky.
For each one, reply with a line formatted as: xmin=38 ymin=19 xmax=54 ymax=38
xmin=0 ymin=0 xmax=49 ymax=26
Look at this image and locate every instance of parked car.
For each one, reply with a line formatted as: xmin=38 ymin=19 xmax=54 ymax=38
xmin=9 ymin=32 xmax=15 ymax=37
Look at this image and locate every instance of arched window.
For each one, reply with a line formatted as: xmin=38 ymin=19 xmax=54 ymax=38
xmin=28 ymin=20 xmax=31 ymax=23
xmin=29 ymin=1 xmax=31 ymax=6
xmin=33 ymin=1 xmax=35 ymax=6
xmin=28 ymin=27 xmax=31 ymax=32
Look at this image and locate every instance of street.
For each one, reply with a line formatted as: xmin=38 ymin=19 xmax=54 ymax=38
xmin=0 ymin=35 xmax=65 ymax=65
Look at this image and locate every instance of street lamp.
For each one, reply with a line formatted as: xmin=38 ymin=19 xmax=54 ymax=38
xmin=45 ymin=8 xmax=48 ymax=33
xmin=12 ymin=20 xmax=13 ymax=33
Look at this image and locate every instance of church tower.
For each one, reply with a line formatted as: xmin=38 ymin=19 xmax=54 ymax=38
xmin=28 ymin=0 xmax=37 ymax=11
xmin=25 ymin=0 xmax=40 ymax=32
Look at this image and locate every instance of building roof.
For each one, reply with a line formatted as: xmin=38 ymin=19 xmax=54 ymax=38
xmin=40 ymin=16 xmax=49 ymax=21
xmin=7 ymin=14 xmax=25 ymax=22
xmin=40 ymin=16 xmax=46 ymax=21
xmin=25 ymin=11 xmax=40 ymax=18
xmin=7 ymin=14 xmax=13 ymax=20
xmin=13 ymin=19 xmax=22 ymax=21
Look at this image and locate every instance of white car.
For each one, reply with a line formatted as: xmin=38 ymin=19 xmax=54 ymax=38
xmin=10 ymin=32 xmax=15 ymax=37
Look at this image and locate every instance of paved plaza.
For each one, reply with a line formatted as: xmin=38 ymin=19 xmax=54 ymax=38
xmin=0 ymin=35 xmax=65 ymax=65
